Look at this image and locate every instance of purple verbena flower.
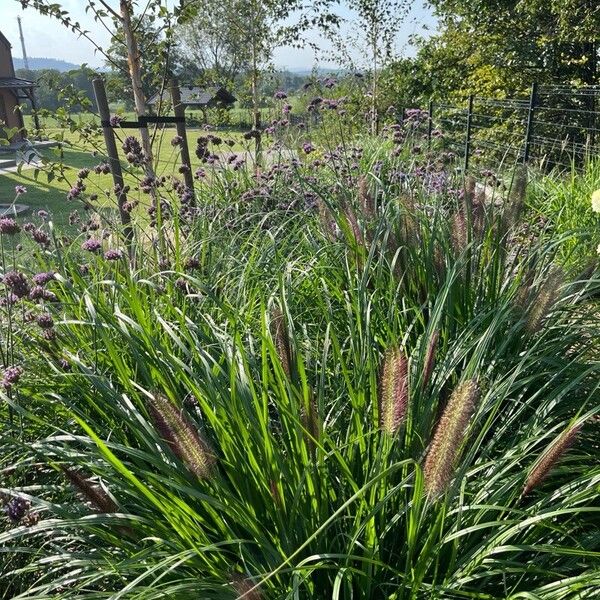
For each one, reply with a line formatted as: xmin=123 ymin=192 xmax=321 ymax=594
xmin=104 ymin=249 xmax=123 ymax=261
xmin=2 ymin=270 xmax=29 ymax=298
xmin=15 ymin=185 xmax=27 ymax=196
xmin=32 ymin=272 xmax=55 ymax=286
xmin=2 ymin=365 xmax=23 ymax=390
xmin=0 ymin=218 xmax=20 ymax=235
xmin=81 ymin=238 xmax=102 ymax=253
xmin=36 ymin=313 xmax=54 ymax=329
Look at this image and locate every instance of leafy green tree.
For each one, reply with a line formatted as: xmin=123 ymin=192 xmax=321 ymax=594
xmin=426 ymin=0 xmax=599 ymax=94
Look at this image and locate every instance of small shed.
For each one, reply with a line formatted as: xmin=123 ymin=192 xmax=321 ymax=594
xmin=0 ymin=30 xmax=37 ymax=144
xmin=148 ymin=85 xmax=236 ymax=113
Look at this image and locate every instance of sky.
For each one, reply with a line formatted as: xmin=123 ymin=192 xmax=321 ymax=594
xmin=0 ymin=0 xmax=437 ymax=71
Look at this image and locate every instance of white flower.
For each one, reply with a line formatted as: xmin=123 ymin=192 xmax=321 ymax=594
xmin=592 ymin=189 xmax=600 ymax=213
xmin=597 ymin=243 xmax=600 ymax=255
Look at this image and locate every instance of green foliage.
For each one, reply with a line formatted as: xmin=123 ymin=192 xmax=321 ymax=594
xmin=0 ymin=132 xmax=598 ymax=597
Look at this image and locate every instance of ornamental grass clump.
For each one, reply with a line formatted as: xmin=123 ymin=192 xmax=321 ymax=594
xmin=423 ymin=379 xmax=480 ymax=497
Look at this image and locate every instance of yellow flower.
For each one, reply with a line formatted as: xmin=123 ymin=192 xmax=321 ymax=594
xmin=592 ymin=189 xmax=600 ymax=213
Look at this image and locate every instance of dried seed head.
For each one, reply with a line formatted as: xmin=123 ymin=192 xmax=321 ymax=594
xmin=317 ymin=199 xmax=337 ymax=241
xmin=522 ymin=423 xmax=581 ymax=497
xmin=300 ymin=389 xmax=320 ymax=454
xmin=464 ymin=176 xmax=476 ymax=206
xmin=422 ymin=330 xmax=440 ymax=389
xmin=504 ymin=166 xmax=527 ymax=228
xmin=358 ymin=176 xmax=375 ymax=218
xmin=423 ymin=379 xmax=480 ymax=497
xmin=231 ymin=574 xmax=262 ymax=600
xmin=342 ymin=201 xmax=365 ymax=247
xmin=451 ymin=211 xmax=467 ymax=254
xmin=526 ymin=268 xmax=563 ymax=334
xmin=270 ymin=305 xmax=291 ymax=378
xmin=62 ymin=468 xmax=118 ymax=513
xmin=148 ymin=393 xmax=215 ymax=479
xmin=378 ymin=346 xmax=409 ymax=434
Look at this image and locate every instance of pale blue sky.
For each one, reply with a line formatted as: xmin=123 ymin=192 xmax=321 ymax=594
xmin=0 ymin=0 xmax=436 ymax=70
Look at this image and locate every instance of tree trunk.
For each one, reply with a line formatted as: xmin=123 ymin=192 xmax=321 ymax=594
xmin=119 ymin=1 xmax=157 ymax=191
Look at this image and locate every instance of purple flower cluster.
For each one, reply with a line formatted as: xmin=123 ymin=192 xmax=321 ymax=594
xmin=5 ymin=496 xmax=30 ymax=523
xmin=36 ymin=312 xmax=54 ymax=329
xmin=274 ymin=90 xmax=288 ymax=100
xmin=32 ymin=272 xmax=55 ymax=286
xmin=15 ymin=185 xmax=27 ymax=196
xmin=104 ymin=249 xmax=123 ymax=261
xmin=0 ymin=217 xmax=20 ymax=235
xmin=109 ymin=115 xmax=123 ymax=127
xmin=3 ymin=270 xmax=29 ymax=298
xmin=94 ymin=162 xmax=111 ymax=175
xmin=2 ymin=365 xmax=23 ymax=390
xmin=302 ymin=142 xmax=315 ymax=154
xmin=81 ymin=238 xmax=102 ymax=253
xmin=122 ymin=136 xmax=145 ymax=166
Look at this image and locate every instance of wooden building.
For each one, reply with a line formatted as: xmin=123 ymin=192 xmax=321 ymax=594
xmin=0 ymin=30 xmax=37 ymax=144
xmin=147 ymin=85 xmax=236 ymax=122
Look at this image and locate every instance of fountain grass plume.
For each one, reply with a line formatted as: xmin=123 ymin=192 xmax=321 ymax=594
xmin=270 ymin=305 xmax=291 ymax=378
xmin=148 ymin=393 xmax=215 ymax=479
xmin=525 ymin=268 xmax=563 ymax=334
xmin=522 ymin=423 xmax=582 ymax=497
xmin=422 ymin=330 xmax=440 ymax=389
xmin=378 ymin=346 xmax=409 ymax=434
xmin=61 ymin=467 xmax=118 ymax=513
xmin=423 ymin=379 xmax=480 ymax=497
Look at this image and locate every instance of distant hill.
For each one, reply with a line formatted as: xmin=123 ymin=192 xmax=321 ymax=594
xmin=13 ymin=57 xmax=79 ymax=72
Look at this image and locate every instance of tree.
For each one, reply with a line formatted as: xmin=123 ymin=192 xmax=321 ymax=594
xmin=426 ymin=0 xmax=600 ymax=93
xmin=353 ymin=0 xmax=411 ymax=132
xmin=104 ymin=15 xmax=167 ymax=107
xmin=179 ymin=1 xmax=250 ymax=87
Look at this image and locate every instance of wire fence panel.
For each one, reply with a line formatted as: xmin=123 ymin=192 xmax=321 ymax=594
xmin=424 ymin=85 xmax=600 ymax=174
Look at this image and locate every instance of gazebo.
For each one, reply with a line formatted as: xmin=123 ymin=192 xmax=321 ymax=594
xmin=147 ymin=85 xmax=237 ymax=123
xmin=0 ymin=30 xmax=39 ymax=145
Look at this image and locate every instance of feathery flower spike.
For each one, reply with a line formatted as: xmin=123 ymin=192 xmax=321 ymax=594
xmin=423 ymin=379 xmax=479 ymax=497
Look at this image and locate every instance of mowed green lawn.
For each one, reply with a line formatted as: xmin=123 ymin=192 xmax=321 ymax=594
xmin=0 ymin=122 xmax=250 ymax=229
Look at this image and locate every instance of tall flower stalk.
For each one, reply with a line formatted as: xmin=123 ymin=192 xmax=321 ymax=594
xmin=148 ymin=393 xmax=215 ymax=479
xmin=423 ymin=380 xmax=480 ymax=497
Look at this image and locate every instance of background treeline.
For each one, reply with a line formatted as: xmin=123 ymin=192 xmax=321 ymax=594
xmin=16 ymin=0 xmax=600 ymax=115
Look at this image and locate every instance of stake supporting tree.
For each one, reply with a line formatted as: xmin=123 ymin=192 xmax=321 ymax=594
xmin=92 ymin=77 xmax=133 ymax=248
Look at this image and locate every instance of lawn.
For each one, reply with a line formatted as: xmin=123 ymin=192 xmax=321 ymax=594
xmin=0 ymin=121 xmax=251 ymax=229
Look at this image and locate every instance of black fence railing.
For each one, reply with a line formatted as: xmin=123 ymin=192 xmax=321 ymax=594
xmin=419 ymin=84 xmax=600 ymax=173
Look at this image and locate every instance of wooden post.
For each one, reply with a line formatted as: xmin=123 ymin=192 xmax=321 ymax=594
xmin=92 ymin=77 xmax=133 ymax=246
xmin=170 ymin=78 xmax=195 ymax=201
xmin=463 ymin=94 xmax=474 ymax=173
xmin=523 ymin=82 xmax=538 ymax=163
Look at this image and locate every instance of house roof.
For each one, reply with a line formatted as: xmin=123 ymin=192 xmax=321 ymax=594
xmin=0 ymin=76 xmax=35 ymax=89
xmin=147 ymin=86 xmax=236 ymax=107
xmin=0 ymin=31 xmax=11 ymax=50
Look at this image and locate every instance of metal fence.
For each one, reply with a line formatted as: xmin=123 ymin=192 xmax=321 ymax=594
xmin=417 ymin=84 xmax=600 ymax=173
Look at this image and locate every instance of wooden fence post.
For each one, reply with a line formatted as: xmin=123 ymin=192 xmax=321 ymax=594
xmin=463 ymin=95 xmax=474 ymax=173
xmin=92 ymin=77 xmax=133 ymax=246
xmin=522 ymin=82 xmax=538 ymax=163
xmin=170 ymin=78 xmax=195 ymax=202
